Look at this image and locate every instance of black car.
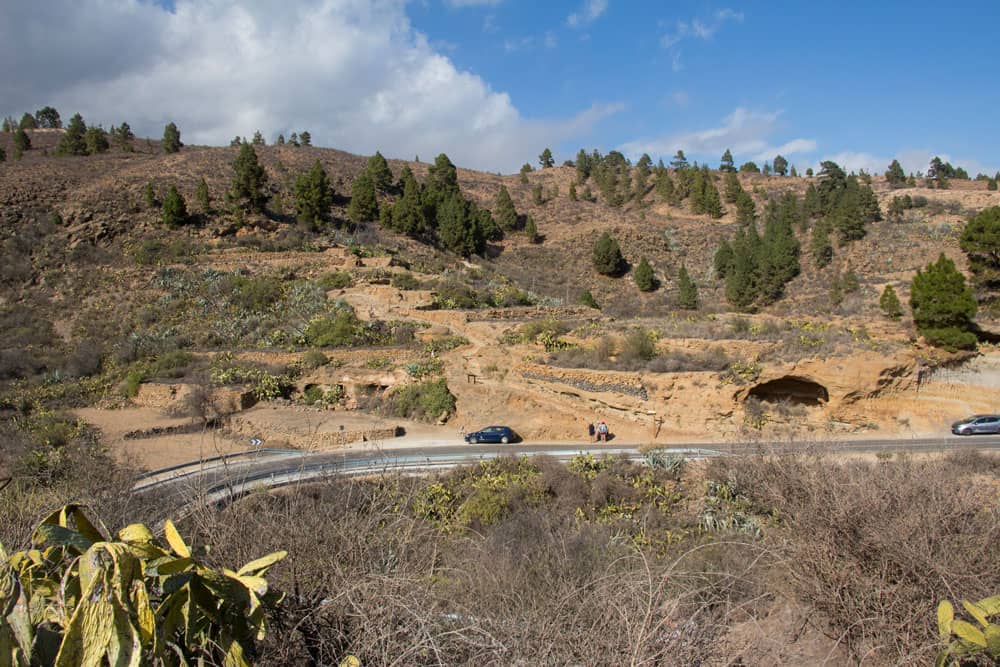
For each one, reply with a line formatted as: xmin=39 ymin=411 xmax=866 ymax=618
xmin=951 ymin=414 xmax=1000 ymax=435
xmin=464 ymin=425 xmax=517 ymax=444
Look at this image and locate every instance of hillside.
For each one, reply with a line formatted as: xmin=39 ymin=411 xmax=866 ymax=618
xmin=4 ymin=128 xmax=1000 ymax=667
xmin=3 ymin=127 xmax=1000 ymax=473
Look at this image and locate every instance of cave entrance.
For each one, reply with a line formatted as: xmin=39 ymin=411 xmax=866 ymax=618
xmin=747 ymin=376 xmax=829 ymax=406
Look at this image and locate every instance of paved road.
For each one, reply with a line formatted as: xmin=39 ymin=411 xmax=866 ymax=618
xmin=135 ymin=434 xmax=1000 ymax=510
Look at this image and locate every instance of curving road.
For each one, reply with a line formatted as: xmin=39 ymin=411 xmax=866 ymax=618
xmin=135 ymin=434 xmax=1000 ymax=510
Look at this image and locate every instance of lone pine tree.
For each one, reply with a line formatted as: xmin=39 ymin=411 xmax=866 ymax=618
xmin=910 ymin=253 xmax=978 ymax=350
xmin=634 ymin=257 xmax=656 ymax=291
xmin=592 ymin=232 xmax=624 ymax=276
xmin=162 ymin=122 xmax=182 ymax=154
xmin=230 ymin=141 xmax=268 ymax=213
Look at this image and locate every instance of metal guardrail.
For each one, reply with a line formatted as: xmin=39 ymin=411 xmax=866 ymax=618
xmin=134 ymin=448 xmax=301 ymax=481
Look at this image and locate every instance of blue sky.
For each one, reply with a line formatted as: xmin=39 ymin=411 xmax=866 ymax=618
xmin=408 ymin=0 xmax=1000 ymax=175
xmin=2 ymin=0 xmax=998 ymax=175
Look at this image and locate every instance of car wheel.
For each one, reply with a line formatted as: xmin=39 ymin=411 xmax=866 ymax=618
xmin=500 ymin=436 xmax=509 ymax=444
xmin=469 ymin=437 xmax=477 ymax=444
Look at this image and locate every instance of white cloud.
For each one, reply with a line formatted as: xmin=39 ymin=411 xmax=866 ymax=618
xmin=544 ymin=31 xmax=557 ymax=49
xmin=670 ymin=91 xmax=690 ymax=107
xmin=619 ymin=107 xmax=815 ymax=164
xmin=567 ymin=0 xmax=608 ymax=28
xmin=671 ymin=52 xmax=684 ymax=72
xmin=445 ymin=0 xmax=503 ymax=7
xmin=0 ymin=0 xmax=615 ymax=173
xmin=825 ymin=149 xmax=999 ymax=178
xmin=660 ymin=8 xmax=742 ymax=49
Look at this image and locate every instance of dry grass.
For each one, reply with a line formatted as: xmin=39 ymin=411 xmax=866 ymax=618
xmin=706 ymin=451 xmax=1000 ymax=664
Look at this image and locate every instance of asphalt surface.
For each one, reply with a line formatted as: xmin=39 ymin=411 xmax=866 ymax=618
xmin=136 ymin=434 xmax=1000 ymax=510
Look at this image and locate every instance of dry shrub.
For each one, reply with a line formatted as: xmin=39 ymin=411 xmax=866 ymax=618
xmin=707 ymin=453 xmax=1000 ymax=664
xmin=181 ymin=464 xmax=770 ymax=666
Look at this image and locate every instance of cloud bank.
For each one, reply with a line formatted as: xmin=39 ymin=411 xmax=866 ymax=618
xmin=619 ymin=108 xmax=816 ymax=164
xmin=0 ymin=0 xmax=613 ymax=172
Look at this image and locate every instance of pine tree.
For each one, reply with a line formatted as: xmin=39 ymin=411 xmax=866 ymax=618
xmin=112 ymin=122 xmax=134 ymax=151
xmin=655 ymin=169 xmax=675 ymax=202
xmin=34 ymin=106 xmax=61 ymax=128
xmin=568 ymin=182 xmax=578 ymax=201
xmin=880 ymin=284 xmax=902 ymax=320
xmin=294 ymin=160 xmax=334 ymax=229
xmin=276 ymin=134 xmax=285 ymax=146
xmin=162 ymin=122 xmax=182 ymax=154
xmin=960 ymin=206 xmax=1000 ymax=312
xmin=701 ymin=175 xmax=724 ymax=219
xmin=161 ymin=185 xmax=188 ymax=229
xmin=145 ymin=182 xmax=157 ymax=209
xmin=348 ymin=171 xmax=378 ymax=224
xmin=539 ymin=147 xmax=554 ymax=168
xmin=725 ymin=226 xmax=760 ymax=311
xmin=910 ymin=253 xmax=978 ymax=350
xmin=633 ymin=153 xmax=653 ymax=197
xmin=677 ymin=264 xmax=698 ymax=309
xmin=56 ymin=113 xmax=87 ymax=155
xmin=251 ymin=130 xmax=266 ymax=146
xmin=575 ymin=148 xmax=592 ymax=182
xmin=773 ymin=155 xmax=789 ymax=176
xmin=634 ymin=257 xmax=656 ymax=291
xmin=1 ymin=118 xmax=12 ymax=132
xmin=811 ymin=219 xmax=833 ymax=268
xmin=885 ymin=159 xmax=906 ymax=187
xmin=790 ymin=166 xmax=799 ymax=178
xmin=196 ymin=178 xmax=210 ymax=213
xmin=714 ymin=239 xmax=734 ymax=279
xmin=18 ymin=113 xmax=37 ymax=130
xmin=739 ymin=161 xmax=760 ymax=174
xmin=758 ymin=197 xmax=801 ymax=303
xmin=437 ymin=193 xmax=481 ymax=256
xmin=723 ymin=171 xmax=742 ymax=203
xmin=670 ymin=150 xmax=688 ymax=170
xmin=720 ymin=149 xmax=735 ymax=173
xmin=735 ymin=190 xmax=755 ymax=225
xmin=494 ymin=185 xmax=519 ymax=231
xmin=299 ymin=131 xmax=312 ymax=146
xmin=13 ymin=128 xmax=31 ymax=153
xmin=230 ymin=142 xmax=268 ymax=212
xmin=84 ymin=126 xmax=109 ymax=154
xmin=592 ymin=232 xmax=624 ymax=275
xmin=390 ymin=167 xmax=427 ymax=236
xmin=366 ymin=151 xmax=393 ymax=193
xmin=426 ymin=154 xmax=460 ymax=209
xmin=804 ymin=182 xmax=822 ymax=218
xmin=532 ymin=183 xmax=544 ymax=205
xmin=288 ymin=132 xmax=299 ymax=147
xmin=524 ymin=215 xmax=539 ymax=243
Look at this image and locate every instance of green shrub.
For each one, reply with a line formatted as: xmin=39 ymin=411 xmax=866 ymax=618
xmin=300 ymin=349 xmax=330 ymax=369
xmin=304 ymin=308 xmax=363 ymax=347
xmin=151 ymin=350 xmax=194 ymax=378
xmin=388 ymin=379 xmax=456 ymax=421
xmin=317 ymin=271 xmax=353 ymax=290
xmin=229 ymin=274 xmax=284 ymax=312
xmin=391 ymin=272 xmax=421 ymax=290
xmin=123 ymin=368 xmax=146 ymax=398
xmin=579 ymin=290 xmax=600 ymax=309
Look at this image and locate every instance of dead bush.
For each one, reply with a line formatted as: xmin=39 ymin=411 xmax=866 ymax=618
xmin=706 ymin=454 xmax=1000 ymax=664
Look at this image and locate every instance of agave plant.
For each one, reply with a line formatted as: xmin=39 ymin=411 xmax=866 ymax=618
xmin=937 ymin=595 xmax=1000 ymax=666
xmin=0 ymin=504 xmax=286 ymax=666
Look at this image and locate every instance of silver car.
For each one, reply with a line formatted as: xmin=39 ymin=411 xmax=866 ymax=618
xmin=951 ymin=414 xmax=1000 ymax=435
